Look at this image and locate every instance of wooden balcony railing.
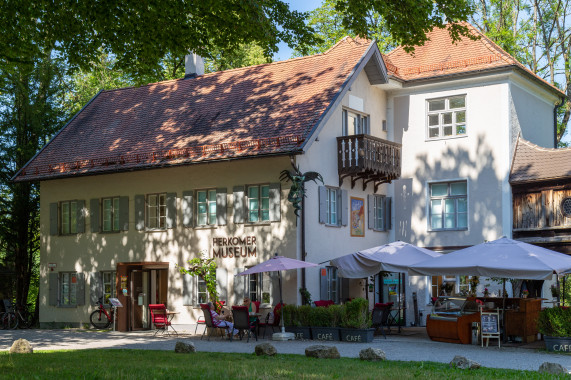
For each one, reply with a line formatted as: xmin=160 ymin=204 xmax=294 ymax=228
xmin=337 ymin=134 xmax=401 ymax=191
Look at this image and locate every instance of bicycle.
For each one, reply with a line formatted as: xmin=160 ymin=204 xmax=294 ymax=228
xmin=90 ymin=297 xmax=115 ymax=329
xmin=0 ymin=302 xmax=18 ymax=330
xmin=14 ymin=303 xmax=35 ymax=329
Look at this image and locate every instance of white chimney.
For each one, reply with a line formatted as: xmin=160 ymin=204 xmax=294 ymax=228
xmin=185 ymin=53 xmax=205 ymax=78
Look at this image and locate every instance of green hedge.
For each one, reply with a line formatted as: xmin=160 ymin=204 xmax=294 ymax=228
xmin=537 ymin=306 xmax=571 ymax=337
xmin=282 ymin=298 xmax=372 ymax=329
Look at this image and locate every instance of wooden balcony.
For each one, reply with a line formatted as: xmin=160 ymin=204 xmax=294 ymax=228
xmin=337 ymin=134 xmax=401 ymax=192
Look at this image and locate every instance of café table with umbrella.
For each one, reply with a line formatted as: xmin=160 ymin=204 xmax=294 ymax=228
xmin=236 ymin=253 xmax=317 ymax=341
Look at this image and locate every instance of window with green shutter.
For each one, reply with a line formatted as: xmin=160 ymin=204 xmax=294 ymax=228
xmin=247 ymin=184 xmax=270 ymax=223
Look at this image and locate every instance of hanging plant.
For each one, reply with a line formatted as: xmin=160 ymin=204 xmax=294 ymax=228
xmin=177 ymin=252 xmax=219 ymax=311
xmin=280 ymin=163 xmax=323 ymax=217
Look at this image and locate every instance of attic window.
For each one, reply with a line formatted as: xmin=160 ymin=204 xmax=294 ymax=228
xmin=562 ymin=198 xmax=571 ymax=217
xmin=426 ymin=95 xmax=466 ymax=139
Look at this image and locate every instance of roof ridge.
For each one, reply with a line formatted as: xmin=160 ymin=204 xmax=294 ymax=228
xmin=519 ymin=136 xmax=571 ymax=152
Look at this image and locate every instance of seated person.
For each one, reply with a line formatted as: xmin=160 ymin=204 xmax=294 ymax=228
xmin=207 ymin=302 xmax=238 ymax=337
xmin=243 ymin=297 xmax=258 ymax=323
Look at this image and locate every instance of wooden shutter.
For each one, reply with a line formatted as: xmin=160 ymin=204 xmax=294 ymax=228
xmin=50 ymin=202 xmax=58 ymax=236
xmin=233 ymin=268 xmax=246 ymax=305
xmin=319 ymin=267 xmax=328 ymax=301
xmin=367 ymin=195 xmax=374 ymax=230
xmin=182 ymin=191 xmax=194 ymax=227
xmin=340 ymin=189 xmax=348 ymax=226
xmin=119 ymin=196 xmax=129 ymax=231
xmin=166 ymin=193 xmax=176 ymax=229
xmin=216 ymin=267 xmax=228 ymax=302
xmin=318 ymin=186 xmax=327 ymax=224
xmin=269 ymin=183 xmax=281 ymax=222
xmin=90 ymin=272 xmax=102 ymax=306
xmin=135 ymin=195 xmax=145 ymax=230
xmin=76 ymin=200 xmax=85 ymax=233
xmin=385 ymin=197 xmax=392 ymax=230
xmin=90 ymin=199 xmax=100 ymax=233
xmin=182 ymin=273 xmax=195 ymax=306
xmin=49 ymin=272 xmax=59 ymax=306
xmin=216 ymin=188 xmax=227 ymax=226
xmin=76 ymin=273 xmax=85 ymax=306
xmin=233 ymin=186 xmax=245 ymax=224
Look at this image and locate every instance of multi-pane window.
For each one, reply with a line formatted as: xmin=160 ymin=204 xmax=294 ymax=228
xmin=249 ymin=274 xmax=258 ymax=302
xmin=427 ymin=95 xmax=466 ymax=139
xmin=247 ymin=185 xmax=270 ymax=223
xmin=102 ymin=197 xmax=120 ymax=232
xmin=197 ymin=189 xmax=217 ymax=226
xmin=147 ymin=193 xmax=166 ymax=229
xmin=325 ymin=267 xmax=338 ymax=303
xmin=373 ymin=195 xmax=385 ymax=230
xmin=102 ymin=271 xmax=116 ymax=305
xmin=60 ymin=201 xmax=78 ymax=234
xmin=246 ymin=272 xmax=271 ymax=304
xmin=429 ymin=181 xmax=468 ymax=230
xmin=60 ymin=272 xmax=77 ymax=306
xmin=197 ymin=277 xmax=208 ymax=304
xmin=326 ymin=188 xmax=338 ymax=225
xmin=342 ymin=109 xmax=370 ymax=136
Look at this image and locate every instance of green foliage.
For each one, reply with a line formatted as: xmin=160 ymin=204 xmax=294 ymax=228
xmin=298 ymin=305 xmax=312 ymax=326
xmin=308 ymin=305 xmax=332 ymax=327
xmin=537 ymin=307 xmax=571 ymax=337
xmin=205 ymin=43 xmax=272 ymax=73
xmin=341 ymin=298 xmax=371 ymax=329
xmin=177 ymin=254 xmax=219 ymax=308
xmin=299 ymin=287 xmax=312 ymax=305
xmin=282 ymin=304 xmax=297 ymax=326
xmin=328 ymin=304 xmax=345 ymax=327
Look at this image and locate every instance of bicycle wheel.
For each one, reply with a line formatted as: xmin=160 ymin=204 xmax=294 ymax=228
xmin=18 ymin=310 xmax=34 ymax=329
xmin=90 ymin=310 xmax=111 ymax=329
xmin=3 ymin=312 xmax=18 ymax=330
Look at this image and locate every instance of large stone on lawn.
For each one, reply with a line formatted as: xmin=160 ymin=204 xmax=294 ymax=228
xmin=538 ymin=362 xmax=569 ymax=375
xmin=174 ymin=341 xmax=196 ymax=353
xmin=305 ymin=345 xmax=340 ymax=359
xmin=359 ymin=347 xmax=386 ymax=361
xmin=449 ymin=355 xmax=480 ymax=370
xmin=10 ymin=339 xmax=33 ymax=354
xmin=255 ymin=343 xmax=277 ymax=356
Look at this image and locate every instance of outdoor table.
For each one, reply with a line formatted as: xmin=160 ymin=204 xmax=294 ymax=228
xmin=166 ymin=311 xmax=179 ymax=335
xmin=387 ymin=307 xmax=406 ymax=333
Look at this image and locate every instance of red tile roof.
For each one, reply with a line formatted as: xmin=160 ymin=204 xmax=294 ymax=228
xmin=510 ymin=137 xmax=571 ymax=184
xmin=14 ymin=37 xmax=371 ymax=181
xmin=386 ymin=22 xmax=564 ymax=95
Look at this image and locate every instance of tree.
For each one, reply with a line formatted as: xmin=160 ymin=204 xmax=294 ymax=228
xmin=178 ymin=256 xmax=220 ymax=311
xmin=204 ymin=43 xmax=272 ymax=73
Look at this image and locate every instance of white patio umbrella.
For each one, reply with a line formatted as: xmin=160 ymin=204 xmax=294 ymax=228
xmin=236 ymin=254 xmax=317 ymax=341
xmin=330 ymin=241 xmax=442 ymax=278
xmin=408 ymin=237 xmax=571 ymax=280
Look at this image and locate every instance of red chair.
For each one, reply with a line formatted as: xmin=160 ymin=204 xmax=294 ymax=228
xmin=253 ymin=301 xmax=261 ymax=312
xmin=149 ymin=304 xmax=177 ymax=336
xmin=200 ymin=304 xmax=231 ymax=341
xmin=314 ymin=300 xmax=334 ymax=307
xmin=232 ymin=306 xmax=257 ymax=342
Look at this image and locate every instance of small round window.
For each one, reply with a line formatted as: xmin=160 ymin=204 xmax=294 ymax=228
xmin=562 ymin=198 xmax=571 ymax=217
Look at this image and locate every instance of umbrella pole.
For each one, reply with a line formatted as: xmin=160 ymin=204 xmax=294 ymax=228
xmin=502 ymin=279 xmax=507 ymax=343
xmin=272 ymin=270 xmax=294 ymax=341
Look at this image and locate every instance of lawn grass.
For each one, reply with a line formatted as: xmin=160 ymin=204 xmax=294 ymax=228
xmin=0 ymin=349 xmax=565 ymax=379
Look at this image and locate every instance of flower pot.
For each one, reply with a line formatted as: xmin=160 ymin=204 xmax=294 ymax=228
xmin=339 ymin=328 xmax=375 ymax=343
xmin=311 ymin=327 xmax=340 ymax=341
xmin=285 ymin=326 xmax=311 ymax=340
xmin=544 ymin=336 xmax=571 ymax=352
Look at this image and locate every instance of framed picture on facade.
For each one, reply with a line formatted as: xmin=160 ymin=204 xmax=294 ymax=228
xmin=350 ymin=197 xmax=365 ymax=237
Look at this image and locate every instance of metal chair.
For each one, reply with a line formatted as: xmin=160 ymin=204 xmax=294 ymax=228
xmin=194 ymin=315 xmax=206 ymax=335
xmin=200 ymin=304 xmax=231 ymax=341
xmin=149 ymin=304 xmax=177 ymax=336
xmin=232 ymin=306 xmax=257 ymax=342
xmin=371 ymin=304 xmax=391 ymax=339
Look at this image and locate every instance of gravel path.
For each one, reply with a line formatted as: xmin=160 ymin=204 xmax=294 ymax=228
xmin=1 ymin=327 xmax=570 ymax=373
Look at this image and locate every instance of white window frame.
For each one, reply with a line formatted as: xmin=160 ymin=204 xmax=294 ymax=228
xmin=247 ymin=184 xmax=270 ymax=223
xmin=326 ymin=266 xmax=339 ymax=303
xmin=426 ymin=95 xmax=466 ymax=140
xmin=326 ymin=187 xmax=339 ymax=226
xmin=101 ymin=197 xmax=120 ymax=232
xmin=373 ymin=195 xmax=385 ymax=230
xmin=342 ymin=108 xmax=370 ymax=136
xmin=197 ymin=276 xmax=209 ymax=304
xmin=102 ymin=271 xmax=116 ymax=305
xmin=245 ymin=269 xmax=271 ymax=304
xmin=60 ymin=200 xmax=78 ymax=235
xmin=60 ymin=272 xmax=78 ymax=306
xmin=197 ymin=189 xmax=217 ymax=226
xmin=428 ymin=180 xmax=468 ymax=231
xmin=146 ymin=193 xmax=166 ymax=230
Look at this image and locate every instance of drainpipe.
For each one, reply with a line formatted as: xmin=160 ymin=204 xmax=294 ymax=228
xmin=554 ymin=97 xmax=565 ymax=148
xmin=301 ymin=194 xmax=306 ymax=291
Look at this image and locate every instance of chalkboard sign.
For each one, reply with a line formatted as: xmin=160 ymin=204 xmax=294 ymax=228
xmin=481 ymin=314 xmax=499 ymax=334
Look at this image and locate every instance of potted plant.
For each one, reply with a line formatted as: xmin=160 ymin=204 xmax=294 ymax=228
xmin=339 ymin=298 xmax=374 ymax=343
xmin=309 ymin=305 xmax=340 ymax=341
xmin=550 ymin=285 xmax=559 ymax=302
xmin=283 ymin=305 xmax=311 ymax=339
xmin=522 ymin=289 xmax=529 ymax=298
xmin=537 ymin=306 xmax=571 ymax=352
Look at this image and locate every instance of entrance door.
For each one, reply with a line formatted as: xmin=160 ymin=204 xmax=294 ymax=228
xmin=130 ymin=270 xmax=150 ymax=330
xmin=380 ymin=272 xmax=406 ymax=326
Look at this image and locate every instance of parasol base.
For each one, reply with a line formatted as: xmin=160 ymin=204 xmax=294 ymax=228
xmin=272 ymin=332 xmax=295 ymax=341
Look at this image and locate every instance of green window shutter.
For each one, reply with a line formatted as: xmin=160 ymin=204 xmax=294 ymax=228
xmin=216 ymin=188 xmax=227 ymax=226
xmin=76 ymin=273 xmax=86 ymax=306
xmin=90 ymin=199 xmax=100 ymax=233
xmin=90 ymin=272 xmax=102 ymax=306
xmin=76 ymin=200 xmax=85 ymax=233
xmin=319 ymin=267 xmax=328 ymax=301
xmin=135 ymin=195 xmax=145 ymax=231
xmin=216 ymin=268 xmax=228 ymax=303
xmin=182 ymin=191 xmax=194 ymax=227
xmin=50 ymin=203 xmax=59 ymax=236
xmin=318 ymin=186 xmax=326 ymax=224
xmin=166 ymin=193 xmax=177 ymax=229
xmin=119 ymin=196 xmax=129 ymax=231
xmin=233 ymin=268 xmax=246 ymax=305
xmin=233 ymin=186 xmax=245 ymax=224
xmin=182 ymin=273 xmax=195 ymax=306
xmin=385 ymin=197 xmax=392 ymax=230
xmin=49 ymin=272 xmax=59 ymax=306
xmin=340 ymin=189 xmax=348 ymax=226
xmin=367 ymin=195 xmax=374 ymax=230
xmin=269 ymin=183 xmax=281 ymax=222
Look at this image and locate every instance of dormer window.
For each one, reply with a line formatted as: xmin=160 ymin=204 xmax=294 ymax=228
xmin=342 ymin=109 xmax=369 ymax=136
xmin=427 ymin=95 xmax=466 ymax=139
